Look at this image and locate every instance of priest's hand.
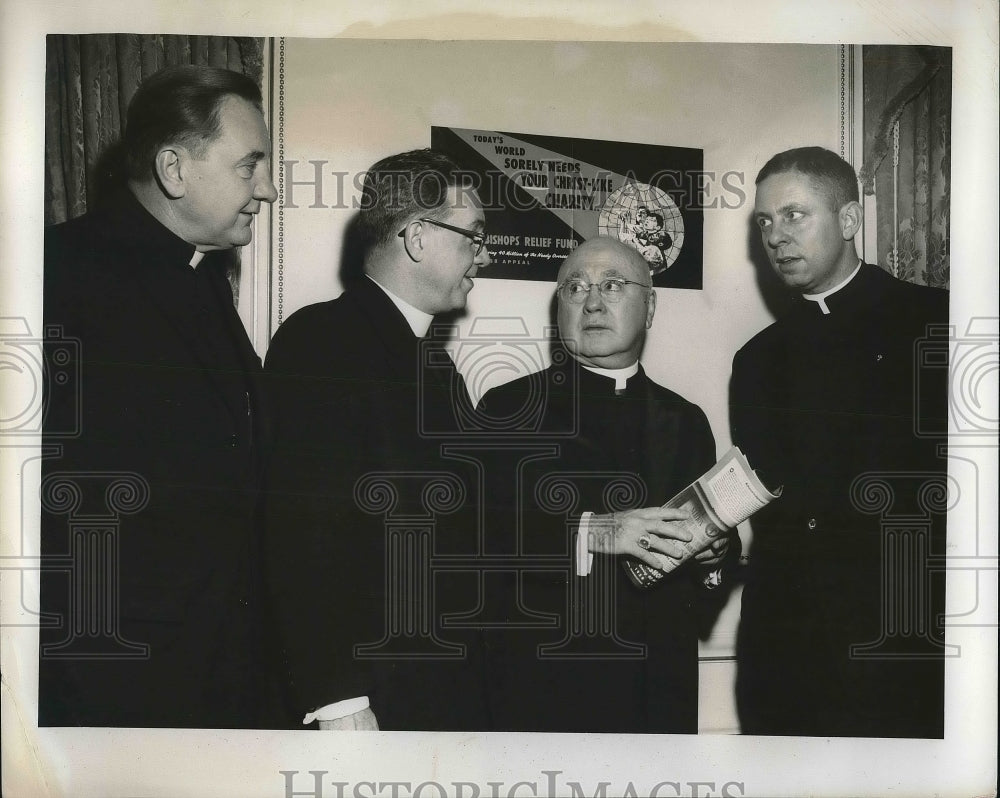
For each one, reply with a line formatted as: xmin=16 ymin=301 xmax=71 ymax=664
xmin=318 ymin=707 xmax=379 ymax=730
xmin=588 ymin=507 xmax=692 ymax=569
xmin=693 ymin=531 xmax=734 ymax=567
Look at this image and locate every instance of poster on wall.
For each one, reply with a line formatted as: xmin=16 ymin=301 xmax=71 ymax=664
xmin=431 ymin=126 xmax=705 ymax=289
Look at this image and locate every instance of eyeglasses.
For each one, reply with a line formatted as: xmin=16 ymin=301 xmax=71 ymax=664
xmin=557 ymin=277 xmax=651 ymax=304
xmin=398 ymin=218 xmax=487 ymax=256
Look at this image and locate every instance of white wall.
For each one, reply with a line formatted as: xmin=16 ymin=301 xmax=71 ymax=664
xmin=273 ymin=39 xmax=844 ymax=732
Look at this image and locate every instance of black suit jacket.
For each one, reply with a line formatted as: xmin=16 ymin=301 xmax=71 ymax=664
xmin=262 ymin=277 xmax=487 ymax=730
xmin=478 ymin=358 xmax=720 ymax=733
xmin=40 ymin=191 xmax=267 ymax=728
xmin=730 ymin=263 xmax=949 ymax=737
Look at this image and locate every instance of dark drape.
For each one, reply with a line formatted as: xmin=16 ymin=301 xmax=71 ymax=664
xmin=860 ymin=45 xmax=951 ymax=289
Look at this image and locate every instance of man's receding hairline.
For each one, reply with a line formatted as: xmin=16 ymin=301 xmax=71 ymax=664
xmin=558 ymin=238 xmax=652 ymax=285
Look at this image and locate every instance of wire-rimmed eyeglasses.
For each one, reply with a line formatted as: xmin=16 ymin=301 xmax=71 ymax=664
xmin=557 ymin=277 xmax=651 ymax=304
xmin=398 ymin=218 xmax=487 ymax=256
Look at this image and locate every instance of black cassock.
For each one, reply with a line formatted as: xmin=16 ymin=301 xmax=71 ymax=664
xmin=41 ymin=191 xmax=266 ymax=728
xmin=262 ymin=277 xmax=488 ymax=730
xmin=478 ymin=355 xmax=719 ymax=733
xmin=731 ymin=263 xmax=949 ymax=738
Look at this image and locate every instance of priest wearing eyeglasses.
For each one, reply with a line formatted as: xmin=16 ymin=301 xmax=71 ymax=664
xmin=262 ymin=149 xmax=492 ymax=731
xmin=477 ymin=236 xmax=736 ymax=733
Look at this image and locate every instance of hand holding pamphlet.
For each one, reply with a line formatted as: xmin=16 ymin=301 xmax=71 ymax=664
xmin=622 ymin=446 xmax=781 ymax=588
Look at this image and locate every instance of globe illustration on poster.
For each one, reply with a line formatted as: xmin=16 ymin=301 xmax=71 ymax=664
xmin=598 ymin=181 xmax=684 ymax=276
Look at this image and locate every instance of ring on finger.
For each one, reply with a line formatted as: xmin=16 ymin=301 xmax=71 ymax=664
xmin=638 ymin=535 xmax=651 ymax=550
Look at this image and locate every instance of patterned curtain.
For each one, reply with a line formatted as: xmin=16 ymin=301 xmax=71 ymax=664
xmin=44 ymin=35 xmax=265 ymax=300
xmin=45 ymin=34 xmax=264 ymax=224
xmin=859 ymin=45 xmax=951 ymax=289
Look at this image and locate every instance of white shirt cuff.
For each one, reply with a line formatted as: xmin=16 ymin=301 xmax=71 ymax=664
xmin=302 ymin=695 xmax=370 ymax=725
xmin=576 ymin=511 xmax=595 ymax=576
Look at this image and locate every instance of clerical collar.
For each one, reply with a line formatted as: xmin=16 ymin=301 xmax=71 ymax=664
xmin=122 ymin=189 xmax=201 ymax=270
xmin=189 ymin=251 xmax=205 ymax=269
xmin=366 ymin=275 xmax=434 ymax=338
xmin=580 ymin=360 xmax=639 ymax=391
xmin=802 ymin=259 xmax=862 ymax=315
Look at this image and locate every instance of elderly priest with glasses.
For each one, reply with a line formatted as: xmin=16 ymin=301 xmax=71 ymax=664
xmin=478 ymin=236 xmax=737 ymax=733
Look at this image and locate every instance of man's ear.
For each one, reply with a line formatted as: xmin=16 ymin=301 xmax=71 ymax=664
xmin=154 ymin=148 xmax=185 ymax=199
xmin=840 ymin=200 xmax=863 ymax=241
xmin=399 ymin=219 xmax=426 ymax=263
xmin=645 ymin=286 xmax=657 ymax=329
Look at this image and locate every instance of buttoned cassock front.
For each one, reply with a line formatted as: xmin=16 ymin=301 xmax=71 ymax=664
xmin=731 ymin=263 xmax=948 ymax=738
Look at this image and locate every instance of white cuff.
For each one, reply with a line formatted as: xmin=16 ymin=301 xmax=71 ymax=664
xmin=302 ymin=695 xmax=370 ymax=725
xmin=576 ymin=512 xmax=595 ymax=576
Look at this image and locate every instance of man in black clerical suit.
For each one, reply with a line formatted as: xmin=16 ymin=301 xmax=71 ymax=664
xmin=732 ymin=147 xmax=948 ymax=738
xmin=263 ymin=149 xmax=492 ymax=730
xmin=41 ymin=66 xmax=278 ymax=727
xmin=478 ymin=237 xmax=736 ymax=733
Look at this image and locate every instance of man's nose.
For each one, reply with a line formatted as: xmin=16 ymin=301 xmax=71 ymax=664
xmin=583 ymin=284 xmax=606 ymax=311
xmin=255 ymin=167 xmax=279 ymax=204
xmin=765 ymin=220 xmax=787 ymax=249
xmin=475 ymin=244 xmax=491 ymax=269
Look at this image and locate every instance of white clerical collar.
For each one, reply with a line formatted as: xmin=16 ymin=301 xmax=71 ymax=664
xmin=189 ymin=251 xmax=205 ymax=269
xmin=366 ymin=275 xmax=434 ymax=338
xmin=802 ymin=259 xmax=862 ymax=314
xmin=581 ymin=360 xmax=640 ymax=391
